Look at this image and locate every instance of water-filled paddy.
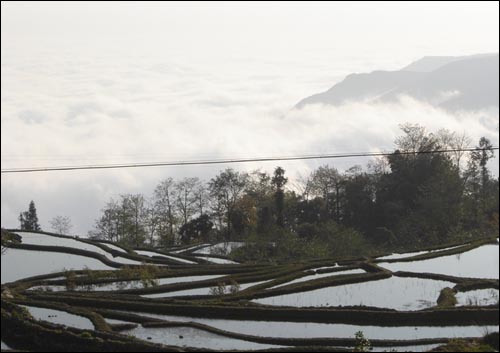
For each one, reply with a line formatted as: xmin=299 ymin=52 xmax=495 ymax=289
xmin=456 ymin=288 xmax=499 ymax=306
xmin=2 ymin=232 xmax=499 ymax=352
xmin=254 ymin=276 xmax=454 ymax=310
xmin=28 ymin=274 xmax=226 ymax=292
xmin=97 ymin=242 xmax=127 ymax=253
xmin=311 ymin=265 xmax=339 ymax=271
xmin=376 ymin=245 xmax=464 ymax=261
xmin=269 ymin=268 xmax=366 ymax=289
xmin=142 ymin=280 xmax=270 ymax=298
xmin=16 ymin=232 xmax=144 ymax=266
xmin=1 ymin=248 xmax=114 ymax=283
xmin=193 ymin=242 xmax=246 ymax=255
xmin=105 ymin=318 xmax=134 ymax=325
xmin=194 ymin=255 xmax=239 ymax=264
xmin=171 ymin=244 xmax=211 ymax=254
xmin=379 ymin=245 xmax=499 ymax=279
xmin=114 ymin=311 xmax=498 ymax=340
xmin=21 ymin=305 xmax=94 ymax=330
xmin=124 ymin=325 xmax=284 ymax=350
xmin=134 ymin=250 xmax=197 ymax=264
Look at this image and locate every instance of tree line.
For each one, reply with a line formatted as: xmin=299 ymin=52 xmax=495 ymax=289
xmin=87 ymin=124 xmax=498 ymax=252
xmin=18 ymin=201 xmax=72 ymax=235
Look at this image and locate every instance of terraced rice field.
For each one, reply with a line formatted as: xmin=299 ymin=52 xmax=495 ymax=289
xmin=1 ymin=230 xmax=498 ymax=352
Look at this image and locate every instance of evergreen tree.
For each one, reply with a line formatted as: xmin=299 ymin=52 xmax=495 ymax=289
xmin=19 ymin=200 xmax=41 ymax=231
xmin=463 ymin=137 xmax=496 ymax=227
xmin=272 ymin=167 xmax=288 ymax=228
xmin=179 ymin=214 xmax=214 ymax=244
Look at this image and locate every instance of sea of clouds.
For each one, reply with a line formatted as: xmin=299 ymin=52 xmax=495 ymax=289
xmin=1 ymin=51 xmax=498 ymax=234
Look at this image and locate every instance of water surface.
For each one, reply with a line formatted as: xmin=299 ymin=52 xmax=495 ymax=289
xmin=269 ymin=268 xmax=366 ymax=289
xmin=456 ymin=288 xmax=499 ymax=306
xmin=125 ymin=325 xmax=284 ymax=350
xmin=193 ymin=242 xmax=246 ymax=255
xmin=142 ymin=280 xmax=270 ymax=298
xmin=134 ymin=250 xmax=197 ymax=264
xmin=379 ymin=245 xmax=499 ymax=279
xmin=115 ymin=311 xmax=497 ymax=340
xmin=194 ymin=256 xmax=239 ymax=264
xmin=16 ymin=232 xmax=144 ymax=265
xmin=376 ymin=245 xmax=464 ymax=261
xmin=21 ymin=305 xmax=94 ymax=330
xmin=29 ymin=274 xmax=226 ymax=292
xmin=254 ymin=276 xmax=454 ymax=310
xmin=1 ymin=248 xmax=114 ymax=283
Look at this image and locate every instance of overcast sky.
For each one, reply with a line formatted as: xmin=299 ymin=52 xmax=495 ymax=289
xmin=1 ymin=1 xmax=499 ymax=234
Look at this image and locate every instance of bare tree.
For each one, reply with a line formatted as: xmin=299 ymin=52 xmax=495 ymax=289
xmin=154 ymin=178 xmax=178 ymax=246
xmin=49 ymin=216 xmax=72 ymax=235
xmin=310 ymin=165 xmax=344 ymax=222
xmin=246 ymin=170 xmax=273 ymax=202
xmin=209 ymin=169 xmax=248 ymax=240
xmin=90 ymin=195 xmax=147 ymax=247
xmin=293 ymin=172 xmax=314 ymax=201
xmin=194 ymin=182 xmax=209 ymax=216
xmin=175 ymin=177 xmax=200 ymax=228
xmin=89 ymin=199 xmax=118 ymax=241
xmin=121 ymin=194 xmax=147 ymax=247
xmin=395 ymin=123 xmax=435 ymax=153
xmin=436 ymin=129 xmax=471 ymax=171
xmin=144 ymin=199 xmax=160 ymax=246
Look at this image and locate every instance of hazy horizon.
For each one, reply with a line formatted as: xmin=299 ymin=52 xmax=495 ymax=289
xmin=2 ymin=1 xmax=499 ymax=234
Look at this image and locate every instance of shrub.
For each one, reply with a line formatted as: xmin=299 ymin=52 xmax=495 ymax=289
xmin=354 ymin=331 xmax=371 ymax=352
xmin=437 ymin=287 xmax=457 ymax=307
xmin=209 ymin=282 xmax=227 ymax=296
xmin=65 ymin=271 xmax=77 ymax=291
xmin=228 ymin=280 xmax=240 ymax=294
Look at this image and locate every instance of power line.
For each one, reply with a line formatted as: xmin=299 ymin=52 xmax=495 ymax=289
xmin=1 ymin=147 xmax=498 ymax=174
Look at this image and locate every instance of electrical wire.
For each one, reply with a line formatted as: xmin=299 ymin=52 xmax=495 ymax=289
xmin=1 ymin=147 xmax=498 ymax=174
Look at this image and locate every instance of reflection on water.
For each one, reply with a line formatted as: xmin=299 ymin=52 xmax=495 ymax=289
xmin=116 ymin=311 xmax=498 ymax=340
xmin=1 ymin=248 xmax=114 ymax=284
xmin=379 ymin=245 xmax=499 ymax=279
xmin=17 ymin=232 xmax=143 ymax=266
xmin=142 ymin=280 xmax=271 ymax=298
xmin=171 ymin=244 xmax=211 ymax=254
xmin=456 ymin=288 xmax=499 ymax=306
xmin=134 ymin=250 xmax=197 ymax=264
xmin=269 ymin=268 xmax=366 ymax=289
xmin=21 ymin=305 xmax=94 ymax=330
xmin=193 ymin=242 xmax=246 ymax=255
xmin=98 ymin=242 xmax=127 ymax=253
xmin=125 ymin=325 xmax=284 ymax=350
xmin=194 ymin=256 xmax=239 ymax=264
xmin=29 ymin=274 xmax=226 ymax=292
xmin=253 ymin=276 xmax=454 ymax=310
xmin=377 ymin=245 xmax=463 ymax=261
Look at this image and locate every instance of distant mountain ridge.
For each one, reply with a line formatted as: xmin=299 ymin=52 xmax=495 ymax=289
xmin=296 ymin=53 xmax=499 ymax=111
xmin=400 ymin=53 xmax=497 ymax=72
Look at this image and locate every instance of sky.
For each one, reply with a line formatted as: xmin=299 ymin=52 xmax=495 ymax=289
xmin=1 ymin=1 xmax=499 ymax=234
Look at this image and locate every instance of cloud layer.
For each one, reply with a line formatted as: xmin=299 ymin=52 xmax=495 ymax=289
xmin=2 ymin=51 xmax=498 ymax=234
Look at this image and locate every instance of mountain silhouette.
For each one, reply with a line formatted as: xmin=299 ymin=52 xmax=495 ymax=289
xmin=296 ymin=54 xmax=499 ymax=111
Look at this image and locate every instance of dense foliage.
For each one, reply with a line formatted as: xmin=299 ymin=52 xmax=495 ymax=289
xmin=87 ymin=124 xmax=498 ymax=261
xmin=18 ymin=200 xmax=41 ymax=231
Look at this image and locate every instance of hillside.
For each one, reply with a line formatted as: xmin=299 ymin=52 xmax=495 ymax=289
xmin=296 ymin=54 xmax=499 ymax=111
